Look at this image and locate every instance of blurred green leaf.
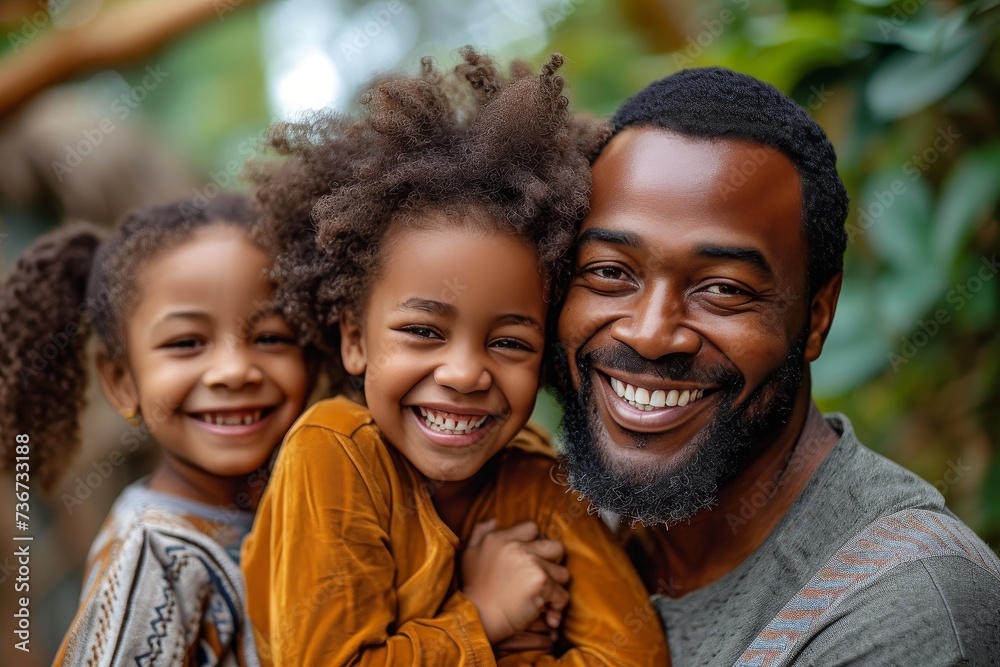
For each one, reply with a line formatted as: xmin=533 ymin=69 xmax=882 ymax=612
xmin=862 ymin=170 xmax=934 ymax=271
xmin=933 ymin=143 xmax=1000 ymax=266
xmin=813 ymin=275 xmax=892 ymax=395
xmin=875 ymin=266 xmax=949 ymax=334
xmin=865 ymin=34 xmax=987 ymax=119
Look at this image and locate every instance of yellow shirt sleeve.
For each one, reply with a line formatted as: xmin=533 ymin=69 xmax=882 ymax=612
xmin=493 ymin=430 xmax=670 ymax=666
xmin=242 ymin=421 xmax=495 ymax=667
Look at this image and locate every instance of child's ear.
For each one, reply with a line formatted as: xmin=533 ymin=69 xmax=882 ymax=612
xmin=339 ymin=316 xmax=368 ymax=376
xmin=96 ymin=347 xmax=139 ymax=420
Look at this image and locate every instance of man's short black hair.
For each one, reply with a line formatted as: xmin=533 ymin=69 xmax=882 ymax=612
xmin=612 ymin=66 xmax=849 ymax=294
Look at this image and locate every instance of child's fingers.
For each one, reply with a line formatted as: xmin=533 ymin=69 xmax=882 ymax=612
xmin=539 ymin=582 xmax=570 ymax=624
xmin=492 ymin=520 xmax=538 ymax=543
xmin=537 ymin=558 xmax=571 ymax=585
xmin=525 ymin=538 xmax=565 ymax=563
xmin=467 ymin=518 xmax=497 ymax=547
xmin=547 ymin=583 xmax=570 ymax=611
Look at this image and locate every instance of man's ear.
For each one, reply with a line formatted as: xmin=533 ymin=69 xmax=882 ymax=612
xmin=96 ymin=347 xmax=139 ymax=418
xmin=804 ymin=272 xmax=843 ymax=362
xmin=340 ymin=316 xmax=367 ymax=376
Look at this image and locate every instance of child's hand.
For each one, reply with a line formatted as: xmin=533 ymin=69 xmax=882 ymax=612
xmin=462 ymin=519 xmax=570 ymax=643
xmin=494 ymin=616 xmax=558 ymax=658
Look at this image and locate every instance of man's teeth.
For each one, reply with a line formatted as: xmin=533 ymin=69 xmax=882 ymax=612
xmin=609 ymin=377 xmax=705 ymax=412
xmin=418 ymin=407 xmax=489 ymax=435
xmin=200 ymin=409 xmax=263 ymax=426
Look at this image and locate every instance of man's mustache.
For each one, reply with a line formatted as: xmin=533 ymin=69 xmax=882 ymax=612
xmin=579 ymin=342 xmax=742 ymax=389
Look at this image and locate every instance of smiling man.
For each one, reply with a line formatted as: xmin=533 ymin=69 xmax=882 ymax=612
xmin=554 ymin=67 xmax=1000 ymax=665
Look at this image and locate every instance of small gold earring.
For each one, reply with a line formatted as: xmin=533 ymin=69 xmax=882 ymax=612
xmin=121 ymin=407 xmax=142 ymax=426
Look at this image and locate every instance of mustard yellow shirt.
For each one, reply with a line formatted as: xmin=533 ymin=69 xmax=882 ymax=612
xmin=242 ymin=396 xmax=667 ymax=666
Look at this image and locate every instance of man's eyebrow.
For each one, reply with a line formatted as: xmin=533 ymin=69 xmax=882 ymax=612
xmin=399 ymin=298 xmax=457 ymax=316
xmin=696 ymin=244 xmax=774 ymax=276
xmin=577 ymin=228 xmax=642 ymax=248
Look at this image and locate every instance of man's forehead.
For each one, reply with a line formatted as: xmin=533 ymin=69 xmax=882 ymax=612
xmin=588 ymin=126 xmax=801 ymax=222
xmin=582 ymin=125 xmax=806 ymax=281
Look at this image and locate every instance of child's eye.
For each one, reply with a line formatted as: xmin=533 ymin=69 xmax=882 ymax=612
xmin=164 ymin=338 xmax=203 ymax=350
xmin=594 ymin=267 xmax=625 ymax=280
xmin=399 ymin=326 xmax=442 ymax=340
xmin=256 ymin=333 xmax=297 ymax=346
xmin=491 ymin=338 xmax=534 ymax=353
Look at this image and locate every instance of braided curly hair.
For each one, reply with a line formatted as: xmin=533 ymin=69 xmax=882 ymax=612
xmin=0 ymin=195 xmax=260 ymax=491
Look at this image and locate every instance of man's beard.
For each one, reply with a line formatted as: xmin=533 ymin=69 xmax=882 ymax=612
xmin=552 ymin=332 xmax=807 ymax=527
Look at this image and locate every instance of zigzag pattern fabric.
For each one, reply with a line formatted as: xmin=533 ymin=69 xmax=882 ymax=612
xmin=54 ymin=499 xmax=259 ymax=666
xmin=734 ymin=509 xmax=1000 ymax=667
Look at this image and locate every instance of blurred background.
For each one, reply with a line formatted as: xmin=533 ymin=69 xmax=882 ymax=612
xmin=0 ymin=0 xmax=997 ymax=662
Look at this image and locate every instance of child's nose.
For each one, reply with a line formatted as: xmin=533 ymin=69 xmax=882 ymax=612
xmin=203 ymin=341 xmax=264 ymax=388
xmin=433 ymin=347 xmax=492 ymax=394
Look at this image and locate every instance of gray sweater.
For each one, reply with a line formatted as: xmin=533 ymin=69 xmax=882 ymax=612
xmin=653 ymin=413 xmax=1000 ymax=666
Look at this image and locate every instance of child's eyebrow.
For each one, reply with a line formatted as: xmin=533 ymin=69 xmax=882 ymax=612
xmin=495 ymin=314 xmax=542 ymax=330
xmin=399 ymin=298 xmax=456 ymax=316
xmin=155 ymin=310 xmax=211 ymax=326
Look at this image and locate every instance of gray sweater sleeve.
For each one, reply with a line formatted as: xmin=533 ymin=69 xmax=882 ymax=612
xmin=791 ymin=556 xmax=1000 ymax=666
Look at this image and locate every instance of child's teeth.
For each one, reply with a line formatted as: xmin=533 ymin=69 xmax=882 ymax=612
xmin=421 ymin=408 xmax=491 ymax=434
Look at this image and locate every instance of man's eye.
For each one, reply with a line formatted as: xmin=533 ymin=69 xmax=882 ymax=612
xmin=706 ymin=284 xmax=747 ymax=296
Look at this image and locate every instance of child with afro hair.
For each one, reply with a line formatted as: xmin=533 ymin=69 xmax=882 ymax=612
xmin=240 ymin=48 xmax=668 ymax=666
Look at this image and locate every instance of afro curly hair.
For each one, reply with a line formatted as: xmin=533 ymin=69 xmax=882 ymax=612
xmin=250 ymin=47 xmax=609 ymax=390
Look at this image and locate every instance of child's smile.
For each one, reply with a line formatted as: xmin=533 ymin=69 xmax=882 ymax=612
xmin=110 ymin=225 xmax=310 ymax=501
xmin=341 ymin=218 xmax=547 ymax=484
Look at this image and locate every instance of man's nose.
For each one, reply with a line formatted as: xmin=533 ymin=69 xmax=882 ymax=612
xmin=610 ymin=282 xmax=701 ymax=360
